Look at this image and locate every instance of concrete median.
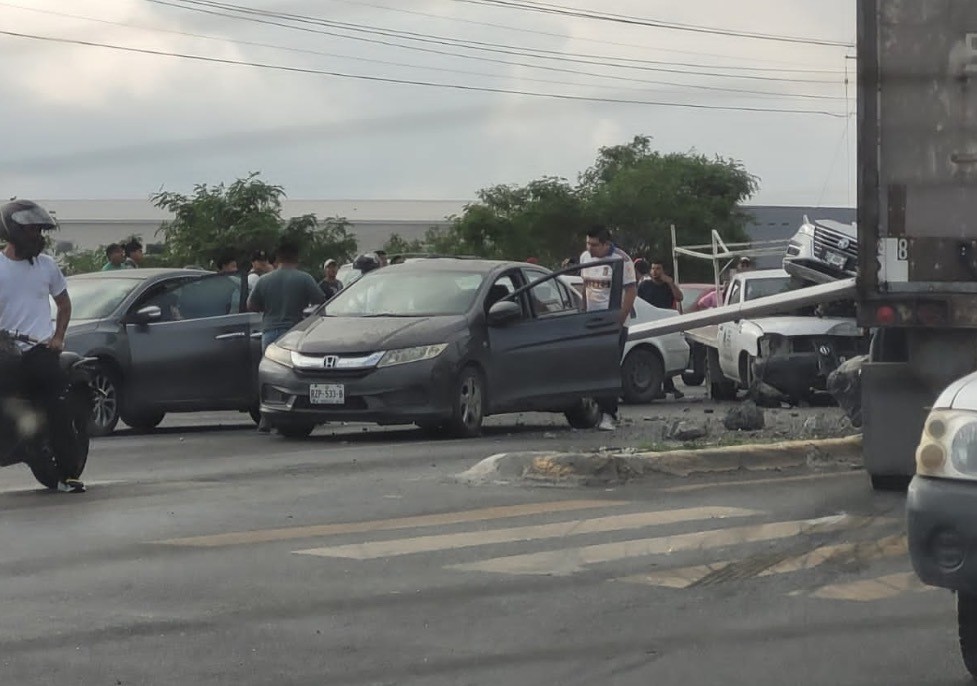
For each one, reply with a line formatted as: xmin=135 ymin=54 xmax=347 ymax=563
xmin=458 ymin=434 xmax=863 ymax=486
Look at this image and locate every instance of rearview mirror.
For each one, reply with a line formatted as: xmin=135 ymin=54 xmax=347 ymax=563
xmin=132 ymin=305 xmax=162 ymax=324
xmin=487 ymin=300 xmax=522 ymax=326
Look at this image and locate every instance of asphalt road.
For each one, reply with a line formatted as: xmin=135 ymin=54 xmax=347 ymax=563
xmin=0 ymin=403 xmax=964 ymax=686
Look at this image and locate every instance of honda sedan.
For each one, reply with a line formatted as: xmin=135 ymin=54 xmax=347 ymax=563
xmin=258 ymin=259 xmax=624 ymax=438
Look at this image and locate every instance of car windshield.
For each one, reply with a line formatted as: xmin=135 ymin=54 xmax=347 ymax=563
xmin=680 ymin=286 xmax=710 ymax=311
xmin=745 ymin=276 xmax=794 ymax=301
xmin=325 ymin=270 xmax=485 ymax=316
xmin=55 ymin=277 xmax=143 ymax=320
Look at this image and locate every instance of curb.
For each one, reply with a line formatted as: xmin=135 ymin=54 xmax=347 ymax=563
xmin=457 ymin=434 xmax=863 ymax=486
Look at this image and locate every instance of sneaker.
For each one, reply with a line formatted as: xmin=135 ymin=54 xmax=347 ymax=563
xmin=672 ymin=390 xmax=685 ymax=400
xmin=57 ymin=478 xmax=86 ymax=493
xmin=598 ymin=413 xmax=616 ymax=431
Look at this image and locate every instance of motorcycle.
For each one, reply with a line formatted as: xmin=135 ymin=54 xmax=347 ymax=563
xmin=0 ymin=330 xmax=95 ymax=489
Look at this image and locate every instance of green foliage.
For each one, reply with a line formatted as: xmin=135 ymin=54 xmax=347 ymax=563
xmin=281 ymin=214 xmax=358 ymax=273
xmin=382 ymin=233 xmax=426 ymax=255
xmin=58 ymin=247 xmax=106 ymax=276
xmin=424 ymin=135 xmax=758 ymax=278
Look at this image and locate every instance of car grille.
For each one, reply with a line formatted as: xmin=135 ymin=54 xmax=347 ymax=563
xmin=295 ymin=368 xmax=374 ymax=380
xmin=294 ymin=396 xmax=368 ymax=410
xmin=813 ymin=225 xmax=858 ymax=264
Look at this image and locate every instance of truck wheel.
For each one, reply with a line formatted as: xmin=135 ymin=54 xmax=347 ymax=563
xmin=960 ymin=592 xmax=977 ymax=679
xmin=621 ymin=347 xmax=664 ymax=404
xmin=707 ymin=352 xmax=738 ymax=401
xmin=682 ymin=343 xmax=706 ymax=386
xmin=681 ymin=371 xmax=704 ymax=387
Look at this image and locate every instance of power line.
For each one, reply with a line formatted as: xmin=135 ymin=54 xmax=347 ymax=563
xmin=0 ymin=2 xmax=846 ymax=101
xmin=325 ymin=0 xmax=842 ymax=74
xmin=449 ymin=0 xmax=854 ymax=48
xmin=149 ymin=0 xmax=842 ymax=84
xmin=0 ymin=29 xmax=847 ymax=117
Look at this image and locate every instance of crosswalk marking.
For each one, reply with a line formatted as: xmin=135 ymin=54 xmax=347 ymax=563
xmin=618 ymin=533 xmax=905 ymax=589
xmin=806 ymin=572 xmax=933 ymax=602
xmin=293 ymin=507 xmax=761 ymax=560
xmin=449 ymin=514 xmax=870 ymax=577
xmin=156 ymin=500 xmax=626 ymax=547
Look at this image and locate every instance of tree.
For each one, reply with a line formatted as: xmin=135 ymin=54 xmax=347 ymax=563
xmin=382 ymin=233 xmax=426 ymax=255
xmin=151 ymin=172 xmax=357 ymax=272
xmin=152 ymin=172 xmax=287 ymax=268
xmin=427 ymin=135 xmax=758 ymax=276
xmin=281 ymin=214 xmax=358 ymax=273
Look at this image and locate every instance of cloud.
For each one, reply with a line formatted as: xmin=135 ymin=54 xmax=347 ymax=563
xmin=0 ymin=0 xmax=856 ymax=206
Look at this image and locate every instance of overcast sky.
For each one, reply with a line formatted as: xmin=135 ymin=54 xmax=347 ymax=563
xmin=0 ymin=0 xmax=856 ymax=207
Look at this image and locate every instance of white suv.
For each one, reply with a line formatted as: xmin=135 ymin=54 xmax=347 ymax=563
xmin=783 ymin=216 xmax=858 ymax=284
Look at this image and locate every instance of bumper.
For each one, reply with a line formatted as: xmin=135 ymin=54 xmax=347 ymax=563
xmin=782 ymin=257 xmax=854 ymax=285
xmin=907 ymin=475 xmax=977 ymax=593
xmin=258 ymin=357 xmax=455 ymax=425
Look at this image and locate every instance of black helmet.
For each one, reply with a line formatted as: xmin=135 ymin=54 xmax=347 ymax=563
xmin=0 ymin=199 xmax=57 ymax=262
xmin=353 ymin=252 xmax=381 ymax=274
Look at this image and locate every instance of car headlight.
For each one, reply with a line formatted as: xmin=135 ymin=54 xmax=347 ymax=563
xmin=797 ymin=223 xmax=815 ymax=237
xmin=916 ymin=409 xmax=977 ymax=479
xmin=378 ymin=344 xmax=448 ymax=368
xmin=264 ymin=342 xmax=294 ymax=368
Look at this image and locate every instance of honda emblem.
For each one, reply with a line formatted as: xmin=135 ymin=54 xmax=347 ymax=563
xmin=323 ymin=355 xmax=338 ymax=369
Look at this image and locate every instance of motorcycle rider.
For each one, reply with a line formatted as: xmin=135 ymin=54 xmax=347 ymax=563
xmin=0 ymin=199 xmax=84 ymax=493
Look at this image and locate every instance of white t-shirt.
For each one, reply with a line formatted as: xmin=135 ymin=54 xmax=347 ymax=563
xmin=0 ymin=252 xmax=67 ymax=346
xmin=247 ymin=271 xmax=261 ymax=291
xmin=579 ymin=246 xmax=636 ymax=311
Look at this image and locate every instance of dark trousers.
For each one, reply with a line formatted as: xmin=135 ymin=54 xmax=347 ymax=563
xmin=598 ymin=327 xmax=628 ymax=418
xmin=20 ymin=347 xmax=81 ymax=480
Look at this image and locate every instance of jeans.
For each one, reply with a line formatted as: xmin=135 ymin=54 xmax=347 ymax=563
xmin=20 ymin=346 xmax=81 ymax=480
xmin=262 ymin=325 xmax=293 ymax=353
xmin=597 ymin=327 xmax=628 ymax=418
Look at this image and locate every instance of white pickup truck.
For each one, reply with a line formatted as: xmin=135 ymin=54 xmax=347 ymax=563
xmin=685 ymin=269 xmax=867 ymax=403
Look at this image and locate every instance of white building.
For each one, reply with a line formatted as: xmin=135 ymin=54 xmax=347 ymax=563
xmin=39 ymin=199 xmax=467 ymax=253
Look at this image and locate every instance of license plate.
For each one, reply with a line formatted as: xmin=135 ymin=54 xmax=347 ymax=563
xmin=309 ymin=383 xmax=345 ymax=405
xmin=825 ymin=250 xmax=847 ymax=268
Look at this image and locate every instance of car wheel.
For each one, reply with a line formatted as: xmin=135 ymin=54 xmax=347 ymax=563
xmin=446 ymin=366 xmax=485 ymax=438
xmin=960 ymin=592 xmax=977 ymax=679
xmin=621 ymin=347 xmax=664 ymax=404
xmin=564 ymin=398 xmax=600 ymax=429
xmin=88 ymin=363 xmax=121 ymax=437
xmin=277 ymin=422 xmax=316 ymax=440
xmin=681 ymin=371 xmax=704 ymax=387
xmin=121 ymin=410 xmax=165 ymax=432
xmin=27 ymin=451 xmax=60 ymax=490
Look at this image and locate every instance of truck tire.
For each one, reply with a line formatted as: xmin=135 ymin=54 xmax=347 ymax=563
xmin=682 ymin=343 xmax=706 ymax=386
xmin=960 ymin=591 xmax=977 ymax=679
xmin=706 ymin=351 xmax=738 ymax=402
xmin=681 ymin=371 xmax=705 ymax=387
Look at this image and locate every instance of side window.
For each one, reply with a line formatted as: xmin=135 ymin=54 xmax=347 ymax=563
xmin=138 ymin=275 xmax=241 ymax=322
xmin=485 ymin=274 xmax=519 ymax=315
xmin=521 ymin=269 xmax=577 ymax=317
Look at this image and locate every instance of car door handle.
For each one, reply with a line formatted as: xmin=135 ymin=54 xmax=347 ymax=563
xmin=215 ymin=332 xmax=247 ymax=341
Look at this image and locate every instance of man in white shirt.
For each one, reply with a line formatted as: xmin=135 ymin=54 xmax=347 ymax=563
xmin=0 ymin=200 xmax=84 ymax=492
xmin=579 ymin=226 xmax=637 ymax=431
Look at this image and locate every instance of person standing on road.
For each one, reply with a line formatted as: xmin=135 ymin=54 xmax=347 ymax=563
xmin=636 ymin=259 xmax=685 ymax=400
xmin=123 ymin=239 xmax=143 ymax=269
xmin=0 ymin=200 xmax=85 ymax=493
xmin=247 ymin=249 xmax=273 ymax=291
xmin=101 ymin=243 xmax=126 ymax=271
xmin=579 ymin=225 xmax=637 ymax=431
xmin=318 ymin=258 xmax=344 ymax=299
xmin=248 ymin=241 xmax=325 ymax=431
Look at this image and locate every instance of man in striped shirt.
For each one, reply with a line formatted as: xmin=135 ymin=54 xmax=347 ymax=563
xmin=579 ymin=225 xmax=637 ymax=431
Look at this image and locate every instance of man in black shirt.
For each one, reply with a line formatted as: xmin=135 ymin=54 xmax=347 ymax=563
xmin=636 ymin=258 xmax=685 ymax=399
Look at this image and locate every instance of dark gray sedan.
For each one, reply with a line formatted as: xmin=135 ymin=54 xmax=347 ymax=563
xmin=61 ymin=269 xmax=262 ymax=435
xmin=259 ymin=258 xmax=624 ymax=438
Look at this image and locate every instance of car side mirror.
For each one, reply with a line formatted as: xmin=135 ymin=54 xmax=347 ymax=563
xmin=487 ymin=300 xmax=522 ymax=326
xmin=131 ymin=305 xmax=162 ymax=324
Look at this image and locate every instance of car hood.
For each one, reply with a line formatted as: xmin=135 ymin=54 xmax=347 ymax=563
xmin=938 ymin=371 xmax=977 ymax=411
xmin=286 ymin=315 xmax=469 ymax=354
xmin=753 ymin=317 xmax=860 ymax=337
